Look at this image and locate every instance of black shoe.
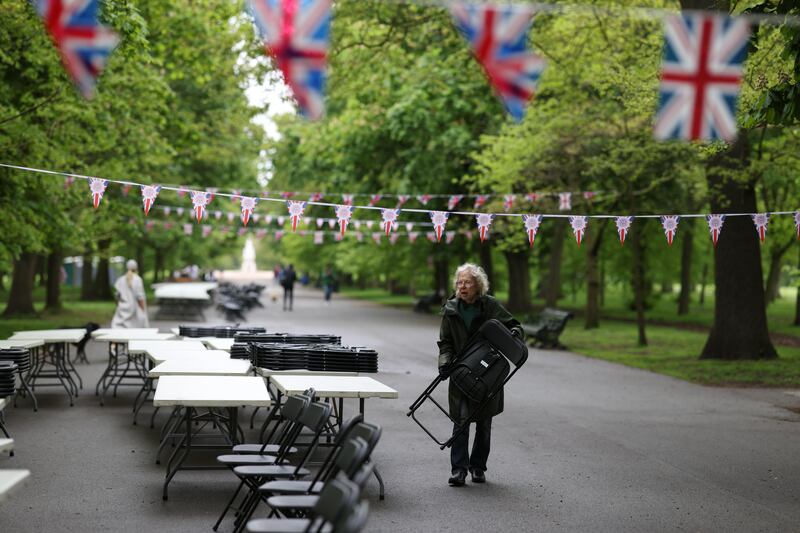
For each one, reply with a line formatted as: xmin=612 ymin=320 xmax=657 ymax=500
xmin=448 ymin=471 xmax=467 ymax=487
xmin=470 ymin=469 xmax=486 ymax=483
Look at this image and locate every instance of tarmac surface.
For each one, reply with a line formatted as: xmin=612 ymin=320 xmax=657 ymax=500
xmin=1 ymin=285 xmax=800 ymax=532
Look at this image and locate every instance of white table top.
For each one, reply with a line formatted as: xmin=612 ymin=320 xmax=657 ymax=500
xmin=0 ymin=439 xmax=13 ymax=453
xmin=255 ymin=368 xmax=358 ymax=378
xmin=146 ymin=349 xmax=230 ymax=366
xmin=128 ymin=340 xmax=207 ymax=355
xmin=95 ymin=332 xmax=176 ymax=343
xmin=203 ymin=338 xmax=235 ymax=351
xmin=0 ymin=469 xmax=30 ymax=502
xmin=9 ymin=329 xmax=85 ymax=343
xmin=270 ymin=375 xmax=398 ymax=399
xmin=155 ymin=285 xmax=211 ymax=301
xmin=149 ymin=359 xmax=251 ymax=377
xmin=0 ymin=339 xmax=44 ymax=349
xmin=153 ymin=281 xmax=218 ymax=291
xmin=153 ymin=376 xmax=270 ymax=407
xmin=91 ymin=328 xmax=160 ymax=338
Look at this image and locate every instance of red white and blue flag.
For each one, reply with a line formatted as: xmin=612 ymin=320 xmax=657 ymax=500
xmin=661 ymin=215 xmax=680 ymax=245
xmin=558 ymin=192 xmax=571 ymax=211
xmin=88 ymin=178 xmax=108 ymax=209
xmin=287 ymin=200 xmax=307 ymax=232
xmin=525 ymin=192 xmax=539 ymax=203
xmin=417 ymin=194 xmax=431 ymax=206
xmin=141 ymin=185 xmax=160 ymax=216
xmin=396 ymin=195 xmax=410 ymax=208
xmin=191 ymin=191 xmax=211 ymax=222
xmin=795 ymin=211 xmax=800 ymax=240
xmin=522 ymin=214 xmax=542 ymax=247
xmin=34 ymin=0 xmax=120 ymax=99
xmin=240 ymin=196 xmax=258 ymax=226
xmin=381 ymin=208 xmax=400 ymax=236
xmin=503 ymin=194 xmax=515 ymax=212
xmin=615 ymin=216 xmax=633 ymax=245
xmin=248 ymin=0 xmax=332 ymax=120
xmin=408 ymin=232 xmax=419 ymax=243
xmin=369 ymin=194 xmax=382 ymax=207
xmin=654 ymin=14 xmax=751 ymax=141
xmin=448 ymin=3 xmax=546 ymax=121
xmin=341 ymin=194 xmax=354 ymax=206
xmin=448 ymin=195 xmax=464 ymax=211
xmin=475 ymin=213 xmax=493 ymax=242
xmin=430 ymin=211 xmax=449 ymax=242
xmin=706 ymin=214 xmax=725 ymax=246
xmin=569 ymin=216 xmax=587 ymax=246
xmin=751 ymin=213 xmax=769 ymax=243
xmin=183 ymin=223 xmax=193 ymax=236
xmin=336 ymin=204 xmax=353 ymax=237
xmin=446 ymin=232 xmax=456 ymax=245
xmin=474 ymin=195 xmax=489 ymax=210
xmin=308 ymin=192 xmax=324 ymax=202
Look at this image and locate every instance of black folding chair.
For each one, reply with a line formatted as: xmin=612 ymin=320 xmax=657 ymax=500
xmin=407 ymin=318 xmax=528 ymax=449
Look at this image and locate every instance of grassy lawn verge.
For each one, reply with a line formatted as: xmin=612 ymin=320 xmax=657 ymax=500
xmin=338 ymin=288 xmax=416 ymax=307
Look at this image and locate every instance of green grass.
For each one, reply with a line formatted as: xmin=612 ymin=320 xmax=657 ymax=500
xmin=560 ymin=322 xmax=800 ymax=387
xmin=0 ymin=286 xmax=116 ymax=339
xmin=338 ymin=288 xmax=416 ymax=307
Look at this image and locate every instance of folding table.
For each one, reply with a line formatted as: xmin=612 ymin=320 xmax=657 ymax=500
xmin=91 ymin=328 xmax=159 ymax=338
xmin=154 ymin=285 xmax=212 ymax=321
xmin=148 ymin=359 xmax=251 ymax=377
xmin=0 ymin=438 xmax=12 ymax=454
xmin=153 ymin=375 xmax=270 ymax=500
xmin=0 ymin=340 xmax=44 ymax=350
xmin=93 ymin=331 xmax=176 ymax=405
xmin=268 ymin=374 xmax=398 ymax=500
xmin=203 ymin=338 xmax=235 ymax=352
xmin=0 ymin=469 xmax=30 ymax=502
xmin=8 ymin=330 xmax=85 ymax=406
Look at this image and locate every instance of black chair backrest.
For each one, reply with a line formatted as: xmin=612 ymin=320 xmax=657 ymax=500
xmin=288 ymin=401 xmax=333 ymax=474
xmin=478 ymin=319 xmax=528 ymax=368
xmin=333 ymin=437 xmax=369 ymax=479
xmin=305 ymin=477 xmax=360 ymax=533
xmin=336 ymin=500 xmax=370 ymax=533
xmin=272 ymin=395 xmax=312 ymax=459
xmin=349 ymin=462 xmax=375 ymax=490
xmin=310 ymin=414 xmax=364 ymax=486
xmin=350 ymin=422 xmax=382 ymax=460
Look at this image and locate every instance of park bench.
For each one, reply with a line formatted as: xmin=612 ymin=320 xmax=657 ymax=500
xmin=413 ymin=292 xmax=443 ymax=314
xmin=521 ymin=308 xmax=574 ymax=349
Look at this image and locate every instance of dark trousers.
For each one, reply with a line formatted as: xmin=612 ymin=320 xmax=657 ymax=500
xmin=450 ymin=398 xmax=492 ymax=474
xmin=283 ymin=286 xmax=293 ymax=310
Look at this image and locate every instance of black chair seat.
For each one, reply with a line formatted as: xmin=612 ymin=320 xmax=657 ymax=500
xmin=259 ymin=480 xmax=324 ymax=495
xmin=266 ymin=494 xmax=318 ymax=512
xmin=234 ymin=465 xmax=310 ymax=478
xmin=232 ymin=444 xmax=297 ymax=454
xmin=246 ymin=518 xmax=331 ymax=533
xmin=217 ymin=454 xmax=277 ymax=466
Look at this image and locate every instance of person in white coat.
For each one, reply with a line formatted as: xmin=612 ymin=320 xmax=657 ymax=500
xmin=111 ymin=259 xmax=149 ymax=328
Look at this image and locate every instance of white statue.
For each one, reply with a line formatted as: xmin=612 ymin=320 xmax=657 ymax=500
xmin=242 ymin=236 xmax=257 ymax=273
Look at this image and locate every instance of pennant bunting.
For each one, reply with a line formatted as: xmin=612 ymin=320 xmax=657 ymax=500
xmin=308 ymin=192 xmax=324 ymax=202
xmin=314 ymin=231 xmax=324 ymax=244
xmin=583 ymin=191 xmax=596 ymax=201
xmin=417 ymin=194 xmax=431 ymax=206
xmin=405 ymin=222 xmax=414 ymax=232
xmin=265 ymin=215 xmax=274 ymax=224
xmin=655 ymin=14 xmax=751 ymax=141
xmin=214 ymin=210 xmax=222 ymax=220
xmin=64 ymin=176 xmax=75 ymax=189
xmin=446 ymin=232 xmax=456 ymax=244
xmin=464 ymin=230 xmax=474 ymax=241
xmin=191 ymin=191 xmax=211 ymax=223
xmin=286 ymin=200 xmax=307 ymax=232
xmin=448 ymin=195 xmax=464 ymax=211
xmin=206 ymin=188 xmax=217 ymax=202
xmin=227 ymin=212 xmax=236 ymax=223
xmin=240 ymin=196 xmax=258 ymax=226
xmin=88 ymin=178 xmax=108 ymax=209
xmin=372 ymin=232 xmax=382 ymax=244
xmin=503 ymin=194 xmax=515 ymax=212
xmin=316 ymin=218 xmax=325 ymax=228
xmin=569 ymin=216 xmax=587 ymax=246
xmin=448 ymin=3 xmax=546 ymax=121
xmin=525 ymin=192 xmax=539 ymax=203
xmin=256 ymin=229 xmax=267 ymax=239
xmin=231 ymin=190 xmax=241 ymax=203
xmin=176 ymin=207 xmax=184 ymax=217
xmin=706 ymin=214 xmax=725 ymax=246
xmin=396 ymin=195 xmax=410 ymax=208
xmin=751 ymin=213 xmax=769 ymax=243
xmin=474 ymin=195 xmax=489 ymax=210
xmin=342 ymin=194 xmax=354 ymax=206
xmin=366 ymin=220 xmax=374 ymax=229
xmin=35 ymin=0 xmax=120 ymax=99
xmin=661 ymin=215 xmax=680 ymax=245
xmin=369 ymin=194 xmax=382 ymax=207
xmin=335 ymin=204 xmax=353 ymax=237
xmin=164 ymin=207 xmax=172 ymax=216
xmin=277 ymin=215 xmax=286 ymax=226
xmin=522 ymin=214 xmax=542 ymax=247
xmin=280 ymin=191 xmax=293 ymax=199
xmin=559 ymin=192 xmax=572 ymax=211
xmin=248 ymin=0 xmax=332 ymax=120
xmin=476 ymin=213 xmax=493 ymax=242
xmin=141 ymin=185 xmax=160 ymax=216
xmin=177 ymin=187 xmax=188 ymax=198
xmin=275 ymin=230 xmax=284 ymax=241
xmin=408 ymin=232 xmax=418 ymax=243
xmin=355 ymin=231 xmax=363 ymax=242
xmin=390 ymin=233 xmax=400 ymax=245
xmin=328 ymin=219 xmax=336 ymax=229
xmin=795 ymin=211 xmax=800 ymax=240
xmin=121 ymin=184 xmax=131 ymax=197
xmin=426 ymin=232 xmax=437 ymax=243
xmin=183 ymin=223 xmax=193 ymax=236
xmin=430 ymin=211 xmax=449 ymax=242
xmin=615 ymin=216 xmax=633 ymax=245
xmin=381 ymin=209 xmax=400 ymax=236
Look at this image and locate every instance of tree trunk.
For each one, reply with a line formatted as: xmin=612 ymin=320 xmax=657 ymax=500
xmin=631 ymin=223 xmax=647 ymax=347
xmin=0 ymin=272 xmax=4 ymax=291
xmin=503 ymin=249 xmax=531 ymax=313
xmin=94 ymin=239 xmax=113 ymax=300
xmin=136 ymin=246 xmax=145 ymax=284
xmin=678 ymin=222 xmax=694 ymax=315
xmin=585 ymin=220 xmax=607 ymax=329
xmin=433 ymin=256 xmax=450 ymax=297
xmin=80 ymin=252 xmax=95 ymax=301
xmin=794 ymin=246 xmax=800 ymax=326
xmin=700 ymin=137 xmax=776 ymax=360
xmin=37 ymin=254 xmax=47 ymax=287
xmin=699 ymin=262 xmax=708 ymax=306
xmin=544 ymin=219 xmax=566 ymax=307
xmin=477 ymin=240 xmax=495 ymax=295
xmin=44 ymin=248 xmax=62 ymax=312
xmin=154 ymin=248 xmax=164 ymax=284
xmin=764 ymin=238 xmax=792 ymax=304
xmin=3 ymin=252 xmax=37 ymax=316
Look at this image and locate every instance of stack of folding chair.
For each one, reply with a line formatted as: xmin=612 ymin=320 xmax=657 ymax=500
xmin=233 ymin=333 xmax=341 ymax=345
xmin=180 ymin=325 xmax=267 ymax=338
xmin=0 ymin=362 xmax=17 ymax=399
xmin=0 ymin=349 xmax=36 ymax=410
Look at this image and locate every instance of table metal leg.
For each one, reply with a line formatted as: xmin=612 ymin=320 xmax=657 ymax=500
xmin=163 ymin=407 xmax=192 ymax=500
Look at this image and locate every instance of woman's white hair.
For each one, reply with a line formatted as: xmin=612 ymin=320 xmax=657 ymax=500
xmin=453 ymin=263 xmax=490 ymax=296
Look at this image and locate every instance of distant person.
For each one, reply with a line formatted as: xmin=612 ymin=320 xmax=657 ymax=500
xmin=273 ymin=263 xmax=283 ymax=286
xmin=281 ymin=264 xmax=297 ymax=311
xmin=111 ymin=259 xmax=149 ymax=328
xmin=437 ymin=263 xmax=523 ymax=487
xmin=321 ymin=266 xmax=336 ymax=304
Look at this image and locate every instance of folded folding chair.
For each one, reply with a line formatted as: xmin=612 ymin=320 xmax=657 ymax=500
xmin=246 ymin=476 xmax=363 ymax=533
xmin=233 ymin=388 xmax=316 ymax=456
xmin=407 ymin=318 xmax=528 ymax=449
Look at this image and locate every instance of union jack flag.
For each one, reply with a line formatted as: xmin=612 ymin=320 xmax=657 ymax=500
xmin=661 ymin=215 xmax=680 ymax=245
xmin=183 ymin=223 xmax=193 ymax=236
xmin=35 ymin=0 xmax=120 ymax=99
xmin=88 ymin=178 xmax=107 ymax=209
xmin=335 ymin=205 xmax=353 ymax=237
xmin=416 ymin=194 xmax=431 ymax=206
xmin=408 ymin=232 xmax=418 ymax=243
xmin=64 ymin=176 xmax=75 ymax=189
xmin=314 ymin=231 xmax=324 ymax=245
xmin=558 ymin=192 xmax=571 ymax=211
xmin=286 ymin=200 xmax=306 ymax=232
xmin=405 ymin=222 xmax=414 ymax=233
xmin=706 ymin=214 xmax=725 ymax=246
xmin=274 ymin=230 xmax=284 ymax=241
xmin=200 ymin=225 xmax=211 ymax=237
xmin=615 ymin=216 xmax=633 ymax=245
xmin=397 ymin=195 xmax=410 ymax=208
xmin=191 ymin=191 xmax=211 ymax=223
xmin=569 ymin=216 xmax=587 ymax=246
xmin=430 ymin=211 xmax=449 ymax=242
xmin=654 ymin=14 xmax=751 ymax=141
xmin=121 ymin=184 xmax=131 ymax=197
xmin=448 ymin=195 xmax=463 ymax=211
xmin=328 ymin=219 xmax=336 ymax=229
xmin=141 ymin=185 xmax=160 ymax=216
xmin=751 ymin=213 xmax=769 ymax=243
xmin=448 ymin=3 xmax=546 ymax=121
xmin=176 ymin=207 xmax=184 ymax=217
xmin=503 ymin=194 xmax=515 ymax=212
xmin=308 ymin=192 xmax=324 ymax=202
xmin=240 ymin=196 xmax=258 ymax=226
xmin=446 ymin=232 xmax=456 ymax=245
xmin=248 ymin=0 xmax=332 ymax=120
xmin=316 ymin=218 xmax=325 ymax=228
xmin=341 ymin=194 xmax=354 ymax=206
xmin=474 ymin=195 xmax=489 ymax=210
xmin=522 ymin=214 xmax=542 ymax=247
xmin=381 ymin=209 xmax=400 ymax=236
xmin=369 ymin=194 xmax=382 ymax=207
xmin=280 ymin=191 xmax=294 ymax=199
xmin=795 ymin=211 xmax=800 ymax=240
xmin=475 ymin=213 xmax=493 ymax=242
xmin=525 ymin=192 xmax=539 ymax=203
xmin=231 ymin=190 xmax=241 ymax=203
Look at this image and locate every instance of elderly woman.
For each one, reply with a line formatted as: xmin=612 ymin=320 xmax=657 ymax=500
xmin=437 ymin=263 xmax=523 ymax=487
xmin=111 ymin=259 xmax=149 ymax=328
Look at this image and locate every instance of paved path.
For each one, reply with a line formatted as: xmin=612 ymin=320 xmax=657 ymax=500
xmin=1 ymin=286 xmax=799 ymax=532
